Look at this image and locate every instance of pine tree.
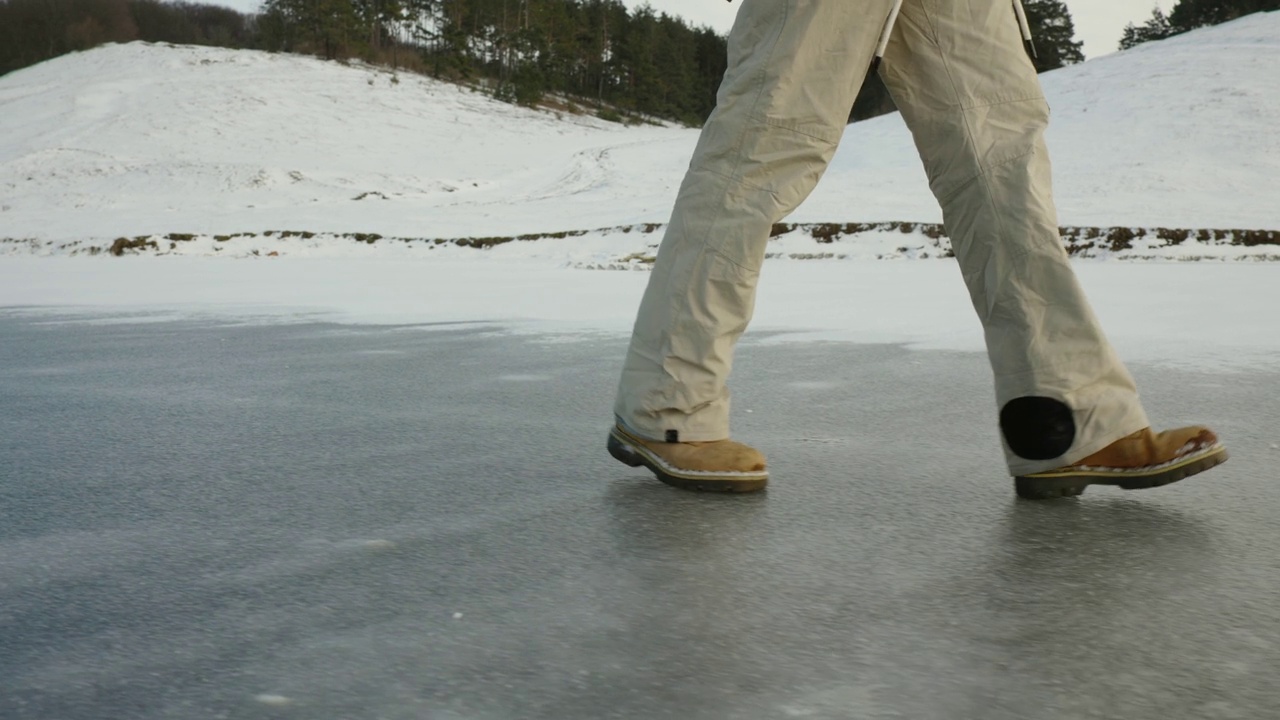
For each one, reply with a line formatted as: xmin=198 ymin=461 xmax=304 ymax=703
xmin=1119 ymin=6 xmax=1175 ymax=50
xmin=261 ymin=0 xmax=365 ymax=59
xmin=1169 ymin=0 xmax=1280 ymax=30
xmin=1021 ymin=0 xmax=1085 ymax=71
xmin=1120 ymin=0 xmax=1279 ymax=50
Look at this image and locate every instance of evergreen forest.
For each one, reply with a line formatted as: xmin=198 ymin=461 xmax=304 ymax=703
xmin=1120 ymin=0 xmax=1278 ymax=49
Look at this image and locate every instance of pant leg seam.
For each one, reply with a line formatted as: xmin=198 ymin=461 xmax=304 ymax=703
xmin=709 ymin=3 xmax=793 ymax=239
xmin=763 ymin=116 xmax=843 ymax=144
xmin=954 ymin=92 xmax=1044 ymax=112
xmin=995 ymin=357 xmax=1117 ymax=382
xmin=936 ymin=145 xmax=1038 ymax=204
xmin=920 ymin=0 xmax=1020 ymax=263
xmin=691 ymin=162 xmax=783 ymax=196
xmin=664 ymin=1 xmax=793 ymax=342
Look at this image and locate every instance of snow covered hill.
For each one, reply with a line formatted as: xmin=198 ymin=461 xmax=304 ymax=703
xmin=0 ymin=11 xmax=1277 ymax=261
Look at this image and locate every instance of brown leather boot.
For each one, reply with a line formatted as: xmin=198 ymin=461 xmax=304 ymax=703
xmin=607 ymin=424 xmax=768 ymax=492
xmin=1014 ymin=426 xmax=1228 ymax=499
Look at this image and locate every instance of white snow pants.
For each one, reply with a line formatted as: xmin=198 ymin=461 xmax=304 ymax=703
xmin=614 ymin=0 xmax=1149 ymax=475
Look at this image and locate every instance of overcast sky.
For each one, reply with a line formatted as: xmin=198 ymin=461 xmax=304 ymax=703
xmin=212 ymin=0 xmax=1176 ymax=61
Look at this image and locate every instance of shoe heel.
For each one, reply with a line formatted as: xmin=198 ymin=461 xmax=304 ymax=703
xmin=607 ymin=432 xmax=643 ymax=468
xmin=1015 ymin=476 xmax=1086 ymax=500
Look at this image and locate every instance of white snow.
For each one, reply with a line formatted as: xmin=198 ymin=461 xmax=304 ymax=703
xmin=2 ymin=13 xmax=1277 ymax=245
xmin=2 ymin=14 xmax=1279 ymax=369
xmin=0 ymin=43 xmax=677 ymax=242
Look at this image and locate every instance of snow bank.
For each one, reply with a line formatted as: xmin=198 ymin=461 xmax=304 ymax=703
xmin=4 ymin=222 xmax=1278 ymax=265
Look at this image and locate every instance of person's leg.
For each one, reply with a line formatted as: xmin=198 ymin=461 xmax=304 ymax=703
xmin=614 ymin=1 xmax=894 ymax=446
xmin=878 ymin=0 xmax=1224 ymax=494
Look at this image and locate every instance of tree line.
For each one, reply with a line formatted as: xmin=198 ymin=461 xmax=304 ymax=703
xmin=1120 ymin=0 xmax=1278 ymax=49
xmin=0 ymin=0 xmax=734 ymax=125
xmin=248 ymin=0 xmax=735 ymax=123
xmin=1 ymin=0 xmax=258 ymax=75
xmin=5 ymin=0 xmax=1270 ymax=127
xmin=371 ymin=0 xmax=1092 ymax=122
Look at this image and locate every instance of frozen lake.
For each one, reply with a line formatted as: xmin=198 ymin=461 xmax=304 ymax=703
xmin=2 ymin=312 xmax=1278 ymax=719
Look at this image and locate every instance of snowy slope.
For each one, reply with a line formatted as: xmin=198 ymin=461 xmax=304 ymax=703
xmin=805 ymin=10 xmax=1280 ymax=229
xmin=0 ymin=44 xmax=681 ymax=242
xmin=0 ymin=12 xmax=1278 ymax=249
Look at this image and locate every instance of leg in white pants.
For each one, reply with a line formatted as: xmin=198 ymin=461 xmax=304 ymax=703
xmin=614 ymin=0 xmax=1148 ymax=475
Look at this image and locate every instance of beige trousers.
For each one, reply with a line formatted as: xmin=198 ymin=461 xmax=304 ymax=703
xmin=614 ymin=0 xmax=1149 ymax=475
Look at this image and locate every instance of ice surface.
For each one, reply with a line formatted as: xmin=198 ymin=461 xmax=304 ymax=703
xmin=2 ymin=317 xmax=1278 ymax=719
xmin=2 ymin=257 xmax=1278 ymax=372
xmin=2 ymin=18 xmax=1280 ymax=718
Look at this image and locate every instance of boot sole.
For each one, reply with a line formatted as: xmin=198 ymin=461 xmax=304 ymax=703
xmin=607 ymin=428 xmax=768 ymax=493
xmin=1014 ymin=444 xmax=1228 ymax=499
